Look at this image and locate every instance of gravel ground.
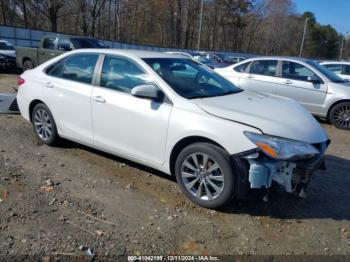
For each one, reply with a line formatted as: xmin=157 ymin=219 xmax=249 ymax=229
xmin=0 ymin=73 xmax=350 ymax=259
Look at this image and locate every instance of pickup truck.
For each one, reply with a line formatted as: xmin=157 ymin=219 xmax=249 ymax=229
xmin=16 ymin=36 xmax=105 ymax=70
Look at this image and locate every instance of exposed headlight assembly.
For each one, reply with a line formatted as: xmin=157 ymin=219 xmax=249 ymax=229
xmin=244 ymin=131 xmax=319 ymax=160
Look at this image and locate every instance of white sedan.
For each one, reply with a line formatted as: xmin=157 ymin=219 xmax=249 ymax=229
xmin=17 ymin=49 xmax=329 ymax=208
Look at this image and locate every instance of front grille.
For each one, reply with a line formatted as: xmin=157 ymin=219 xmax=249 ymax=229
xmin=9 ymin=98 xmax=19 ymax=112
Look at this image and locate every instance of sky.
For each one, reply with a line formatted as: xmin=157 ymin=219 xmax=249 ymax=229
xmin=293 ymin=0 xmax=350 ymax=34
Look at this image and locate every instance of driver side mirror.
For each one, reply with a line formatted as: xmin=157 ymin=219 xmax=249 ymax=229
xmin=131 ymin=84 xmax=163 ymax=101
xmin=307 ymin=76 xmax=321 ymax=84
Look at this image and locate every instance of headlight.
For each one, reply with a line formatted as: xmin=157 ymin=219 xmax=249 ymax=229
xmin=244 ymin=131 xmax=319 ymax=160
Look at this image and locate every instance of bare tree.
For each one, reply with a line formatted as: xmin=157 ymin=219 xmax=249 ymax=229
xmin=29 ymin=0 xmax=70 ymax=32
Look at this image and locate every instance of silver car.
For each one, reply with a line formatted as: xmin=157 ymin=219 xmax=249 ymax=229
xmin=216 ymin=57 xmax=350 ymax=129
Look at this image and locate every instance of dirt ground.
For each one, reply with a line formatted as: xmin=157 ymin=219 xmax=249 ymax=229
xmin=0 ymin=73 xmax=350 ymax=259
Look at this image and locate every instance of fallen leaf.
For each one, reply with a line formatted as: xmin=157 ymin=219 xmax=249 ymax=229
xmin=40 ymin=186 xmax=53 ymax=192
xmin=95 ymin=230 xmax=105 ymax=237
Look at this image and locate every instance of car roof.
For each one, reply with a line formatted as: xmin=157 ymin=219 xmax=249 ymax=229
xmin=243 ymin=56 xmax=312 ymax=63
xmin=321 ymin=61 xmax=350 ymax=65
xmin=66 ymin=48 xmax=188 ymax=59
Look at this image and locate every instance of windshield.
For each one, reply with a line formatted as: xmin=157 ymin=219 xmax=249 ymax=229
xmin=70 ymin=38 xmax=105 ymax=49
xmin=307 ymin=60 xmax=346 ymax=83
xmin=0 ymin=42 xmax=15 ymax=50
xmin=143 ymin=58 xmax=242 ymax=99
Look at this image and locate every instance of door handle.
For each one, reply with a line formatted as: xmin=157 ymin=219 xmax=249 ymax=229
xmin=284 ymin=80 xmax=293 ymax=85
xmin=44 ymin=81 xmax=53 ymax=88
xmin=93 ymin=96 xmax=106 ymax=103
xmin=247 ymin=74 xmax=255 ymax=79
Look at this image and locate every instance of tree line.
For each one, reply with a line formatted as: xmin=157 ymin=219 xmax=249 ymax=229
xmin=0 ymin=0 xmax=349 ymax=60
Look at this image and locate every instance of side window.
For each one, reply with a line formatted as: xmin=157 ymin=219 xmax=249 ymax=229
xmin=46 ymin=53 xmax=99 ymax=84
xmin=100 ymin=56 xmax=152 ymax=93
xmin=343 ymin=65 xmax=350 ymax=76
xmin=323 ymin=64 xmax=342 ymax=74
xmin=249 ymin=60 xmax=278 ymax=76
xmin=57 ymin=38 xmax=73 ymax=51
xmin=42 ymin=38 xmax=56 ymax=50
xmin=234 ymin=62 xmax=250 ymax=73
xmin=282 ymin=61 xmax=319 ymax=81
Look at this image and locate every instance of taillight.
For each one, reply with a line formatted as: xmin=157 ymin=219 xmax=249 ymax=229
xmin=18 ymin=77 xmax=25 ymax=86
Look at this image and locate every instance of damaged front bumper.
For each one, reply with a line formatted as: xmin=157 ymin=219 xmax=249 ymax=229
xmin=233 ymin=140 xmax=330 ymax=198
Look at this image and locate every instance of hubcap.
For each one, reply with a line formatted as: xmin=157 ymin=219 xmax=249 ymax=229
xmin=34 ymin=109 xmax=52 ymax=140
xmin=181 ymin=153 xmax=224 ymax=201
xmin=334 ymin=105 xmax=350 ymax=128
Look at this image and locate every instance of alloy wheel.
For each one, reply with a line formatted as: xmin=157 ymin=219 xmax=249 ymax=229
xmin=333 ymin=105 xmax=350 ymax=129
xmin=34 ymin=109 xmax=53 ymax=140
xmin=180 ymin=153 xmax=224 ymax=201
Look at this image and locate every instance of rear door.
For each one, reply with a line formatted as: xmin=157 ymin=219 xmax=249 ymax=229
xmin=42 ymin=53 xmax=99 ymax=144
xmin=216 ymin=61 xmax=250 ymax=86
xmin=238 ymin=59 xmax=279 ymax=94
xmin=275 ymin=60 xmax=327 ymax=114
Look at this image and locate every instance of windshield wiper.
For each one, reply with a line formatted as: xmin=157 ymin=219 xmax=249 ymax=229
xmin=188 ymin=90 xmax=241 ymax=99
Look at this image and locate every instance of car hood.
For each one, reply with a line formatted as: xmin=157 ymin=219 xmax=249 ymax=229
xmin=193 ymin=91 xmax=328 ymax=144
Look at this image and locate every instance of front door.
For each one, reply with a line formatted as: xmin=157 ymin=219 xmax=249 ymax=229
xmin=91 ymin=55 xmax=172 ymax=165
xmin=275 ymin=61 xmax=327 ymax=114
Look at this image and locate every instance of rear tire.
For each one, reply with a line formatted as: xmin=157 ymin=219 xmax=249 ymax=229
xmin=175 ymin=142 xmax=237 ymax=209
xmin=23 ymin=60 xmax=34 ymax=71
xmin=31 ymin=103 xmax=60 ymax=146
xmin=329 ymin=102 xmax=350 ymax=129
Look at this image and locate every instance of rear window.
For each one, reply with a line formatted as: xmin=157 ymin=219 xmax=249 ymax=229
xmin=234 ymin=61 xmax=250 ymax=72
xmin=46 ymin=53 xmax=99 ymax=84
xmin=249 ymin=60 xmax=278 ymax=76
xmin=42 ymin=38 xmax=56 ymax=49
xmin=70 ymin=38 xmax=105 ymax=48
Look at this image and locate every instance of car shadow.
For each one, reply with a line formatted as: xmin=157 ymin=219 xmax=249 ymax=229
xmin=57 ymin=139 xmax=176 ymax=182
xmin=56 ymin=140 xmax=350 ymax=220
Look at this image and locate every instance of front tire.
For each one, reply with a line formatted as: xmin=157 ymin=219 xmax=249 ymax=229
xmin=31 ymin=103 xmax=60 ymax=146
xmin=329 ymin=102 xmax=350 ymax=129
xmin=175 ymin=143 xmax=237 ymax=209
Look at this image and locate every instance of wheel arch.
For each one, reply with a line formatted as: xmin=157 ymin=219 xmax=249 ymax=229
xmin=22 ymin=57 xmax=33 ymax=64
xmin=327 ymin=99 xmax=350 ymax=119
xmin=29 ymin=99 xmax=45 ymax=122
xmin=169 ymin=136 xmax=226 ymax=176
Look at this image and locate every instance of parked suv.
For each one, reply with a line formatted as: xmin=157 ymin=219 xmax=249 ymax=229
xmin=216 ymin=57 xmax=350 ymax=129
xmin=17 ymin=50 xmax=329 ymax=208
